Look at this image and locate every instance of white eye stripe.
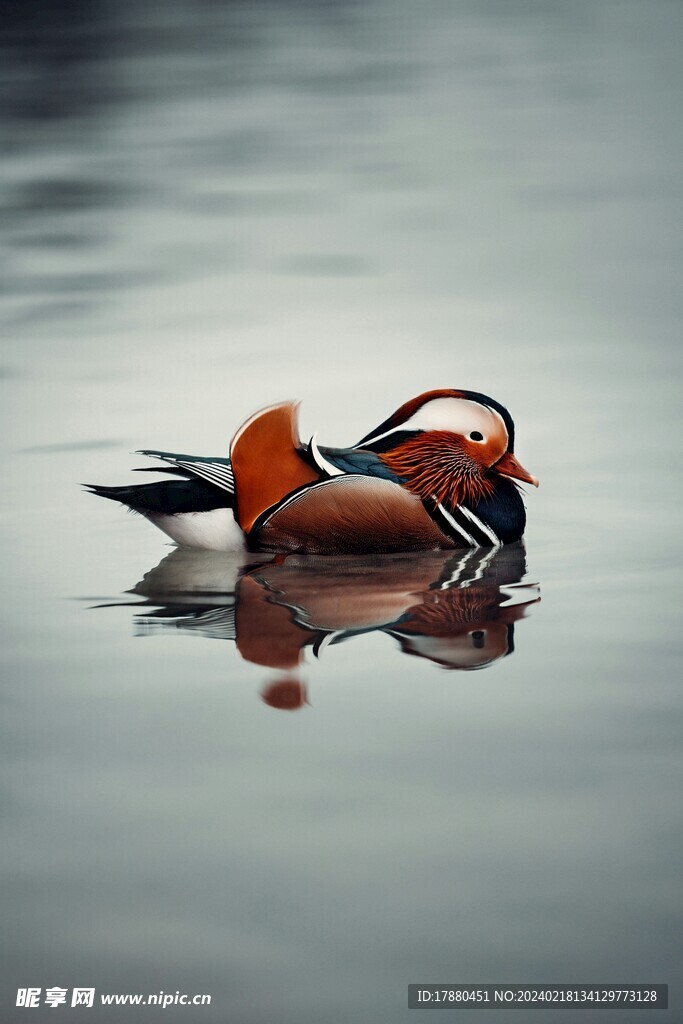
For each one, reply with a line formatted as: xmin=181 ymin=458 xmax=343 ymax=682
xmin=360 ymin=397 xmax=509 ymax=452
xmin=387 ymin=398 xmax=506 ymax=443
xmin=410 ymin=398 xmax=506 ymax=437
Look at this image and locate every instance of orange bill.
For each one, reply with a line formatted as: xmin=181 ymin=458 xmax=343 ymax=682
xmin=493 ymin=451 xmax=539 ymax=487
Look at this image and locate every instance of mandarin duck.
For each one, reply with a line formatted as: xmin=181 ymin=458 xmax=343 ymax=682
xmin=124 ymin=543 xmax=539 ymax=675
xmin=88 ymin=389 xmax=538 ymax=553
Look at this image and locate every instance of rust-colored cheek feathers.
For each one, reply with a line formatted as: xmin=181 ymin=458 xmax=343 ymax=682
xmin=379 ymin=432 xmax=495 ymax=508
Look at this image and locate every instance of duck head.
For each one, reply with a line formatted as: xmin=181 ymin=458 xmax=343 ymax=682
xmin=356 ymin=389 xmax=538 ymax=508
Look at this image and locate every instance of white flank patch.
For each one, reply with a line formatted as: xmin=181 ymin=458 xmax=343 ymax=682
xmin=149 ymin=508 xmax=245 ymax=551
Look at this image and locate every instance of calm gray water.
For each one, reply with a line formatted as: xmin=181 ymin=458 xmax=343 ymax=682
xmin=1 ymin=2 xmax=681 ymax=1021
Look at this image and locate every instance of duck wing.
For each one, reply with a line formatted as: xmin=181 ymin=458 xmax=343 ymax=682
xmin=251 ymin=474 xmax=454 ymax=555
xmin=309 ymin=441 xmax=405 ymax=481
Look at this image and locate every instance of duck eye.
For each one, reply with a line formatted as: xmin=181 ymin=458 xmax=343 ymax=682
xmin=469 ymin=431 xmax=484 ymax=442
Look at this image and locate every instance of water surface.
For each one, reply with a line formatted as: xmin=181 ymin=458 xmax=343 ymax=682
xmin=1 ymin=1 xmax=681 ymax=1021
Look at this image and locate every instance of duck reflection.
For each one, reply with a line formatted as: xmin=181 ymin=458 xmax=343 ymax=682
xmin=122 ymin=543 xmax=539 ymax=707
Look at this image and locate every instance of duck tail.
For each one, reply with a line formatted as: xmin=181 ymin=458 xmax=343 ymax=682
xmin=83 ymin=478 xmax=232 ymax=515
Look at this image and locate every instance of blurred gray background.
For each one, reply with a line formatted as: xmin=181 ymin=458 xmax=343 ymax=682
xmin=1 ymin=1 xmax=681 ymax=1021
